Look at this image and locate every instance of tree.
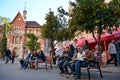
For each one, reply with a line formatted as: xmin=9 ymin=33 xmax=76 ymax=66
xmin=41 ymin=9 xmax=73 ymax=57
xmin=0 ymin=27 xmax=7 ymax=58
xmin=25 ymin=33 xmax=40 ymax=51
xmin=0 ymin=16 xmax=11 ymax=58
xmin=69 ymin=0 xmax=120 ymax=61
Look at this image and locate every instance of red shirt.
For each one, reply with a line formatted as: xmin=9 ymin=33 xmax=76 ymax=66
xmin=12 ymin=50 xmax=16 ymax=56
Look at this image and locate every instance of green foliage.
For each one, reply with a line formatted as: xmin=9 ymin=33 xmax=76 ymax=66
xmin=69 ymin=0 xmax=120 ymax=35
xmin=42 ymin=11 xmax=61 ymax=40
xmin=0 ymin=16 xmax=10 ymax=25
xmin=41 ymin=10 xmax=73 ymax=46
xmin=41 ymin=10 xmax=74 ymax=57
xmin=0 ymin=16 xmax=11 ymax=58
xmin=69 ymin=0 xmax=120 ymax=59
xmin=25 ymin=33 xmax=40 ymax=51
xmin=0 ymin=28 xmax=7 ymax=57
xmin=107 ymin=0 xmax=120 ymax=27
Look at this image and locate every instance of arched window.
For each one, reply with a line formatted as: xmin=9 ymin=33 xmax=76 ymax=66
xmin=15 ymin=36 xmax=19 ymax=44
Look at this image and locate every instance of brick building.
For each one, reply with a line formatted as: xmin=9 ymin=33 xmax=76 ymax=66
xmin=7 ymin=12 xmax=44 ymax=57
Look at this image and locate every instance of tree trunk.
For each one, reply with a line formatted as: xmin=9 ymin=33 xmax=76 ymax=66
xmin=50 ymin=40 xmax=56 ymax=64
xmin=97 ymin=26 xmax=103 ymax=66
xmin=92 ymin=29 xmax=103 ymax=66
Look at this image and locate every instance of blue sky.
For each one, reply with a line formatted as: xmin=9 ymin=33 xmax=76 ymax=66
xmin=0 ymin=0 xmax=74 ymax=25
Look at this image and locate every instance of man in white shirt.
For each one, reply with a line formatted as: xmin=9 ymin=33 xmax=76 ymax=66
xmin=69 ymin=47 xmax=85 ymax=79
xmin=107 ymin=39 xmax=118 ymax=66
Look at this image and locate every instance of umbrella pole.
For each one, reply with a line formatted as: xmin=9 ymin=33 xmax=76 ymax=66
xmin=103 ymin=40 xmax=107 ymax=66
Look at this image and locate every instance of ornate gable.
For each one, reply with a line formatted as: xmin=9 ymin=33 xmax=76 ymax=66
xmin=10 ymin=12 xmax=26 ymax=35
xmin=11 ymin=12 xmax=25 ymax=28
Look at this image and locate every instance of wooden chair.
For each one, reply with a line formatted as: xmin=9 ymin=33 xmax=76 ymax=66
xmin=45 ymin=56 xmax=53 ymax=70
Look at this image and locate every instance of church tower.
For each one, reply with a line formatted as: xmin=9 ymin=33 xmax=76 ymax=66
xmin=23 ymin=3 xmax=27 ymax=20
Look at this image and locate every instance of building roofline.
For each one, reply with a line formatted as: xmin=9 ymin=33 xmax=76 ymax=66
xmin=11 ymin=12 xmax=25 ymax=24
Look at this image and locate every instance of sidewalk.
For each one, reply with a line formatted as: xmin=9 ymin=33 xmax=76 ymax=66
xmin=52 ymin=63 xmax=120 ymax=74
xmin=0 ymin=58 xmax=120 ymax=80
xmin=1 ymin=58 xmax=120 ymax=74
xmin=100 ymin=65 xmax=120 ymax=74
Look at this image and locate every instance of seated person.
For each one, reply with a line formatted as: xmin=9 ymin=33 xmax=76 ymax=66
xmin=20 ymin=50 xmax=34 ymax=69
xmin=38 ymin=50 xmax=46 ymax=62
xmin=29 ymin=50 xmax=46 ymax=70
xmin=74 ymin=48 xmax=94 ymax=79
xmin=55 ymin=47 xmax=64 ymax=65
xmin=29 ymin=50 xmax=39 ymax=69
xmin=69 ymin=47 xmax=85 ymax=78
xmin=58 ymin=47 xmax=73 ymax=74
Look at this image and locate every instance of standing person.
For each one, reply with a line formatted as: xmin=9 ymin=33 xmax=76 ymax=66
xmin=107 ymin=39 xmax=118 ymax=66
xmin=4 ymin=48 xmax=11 ymax=64
xmin=72 ymin=39 xmax=78 ymax=53
xmin=72 ymin=39 xmax=78 ymax=49
xmin=83 ymin=40 xmax=90 ymax=50
xmin=11 ymin=48 xmax=16 ymax=63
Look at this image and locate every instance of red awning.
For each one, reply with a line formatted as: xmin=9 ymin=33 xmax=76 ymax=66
xmin=88 ymin=28 xmax=120 ymax=50
xmin=77 ymin=37 xmax=86 ymax=46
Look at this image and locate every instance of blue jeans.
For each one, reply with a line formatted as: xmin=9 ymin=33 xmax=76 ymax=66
xmin=107 ymin=54 xmax=118 ymax=66
xmin=11 ymin=56 xmax=15 ymax=63
xmin=117 ymin=51 xmax=120 ymax=64
xmin=5 ymin=56 xmax=9 ymax=64
xmin=58 ymin=60 xmax=70 ymax=73
xmin=74 ymin=60 xmax=84 ymax=78
xmin=69 ymin=61 xmax=75 ymax=73
xmin=21 ymin=59 xmax=29 ymax=69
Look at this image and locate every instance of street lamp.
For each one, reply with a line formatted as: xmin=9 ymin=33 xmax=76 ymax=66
xmin=57 ymin=6 xmax=68 ymax=28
